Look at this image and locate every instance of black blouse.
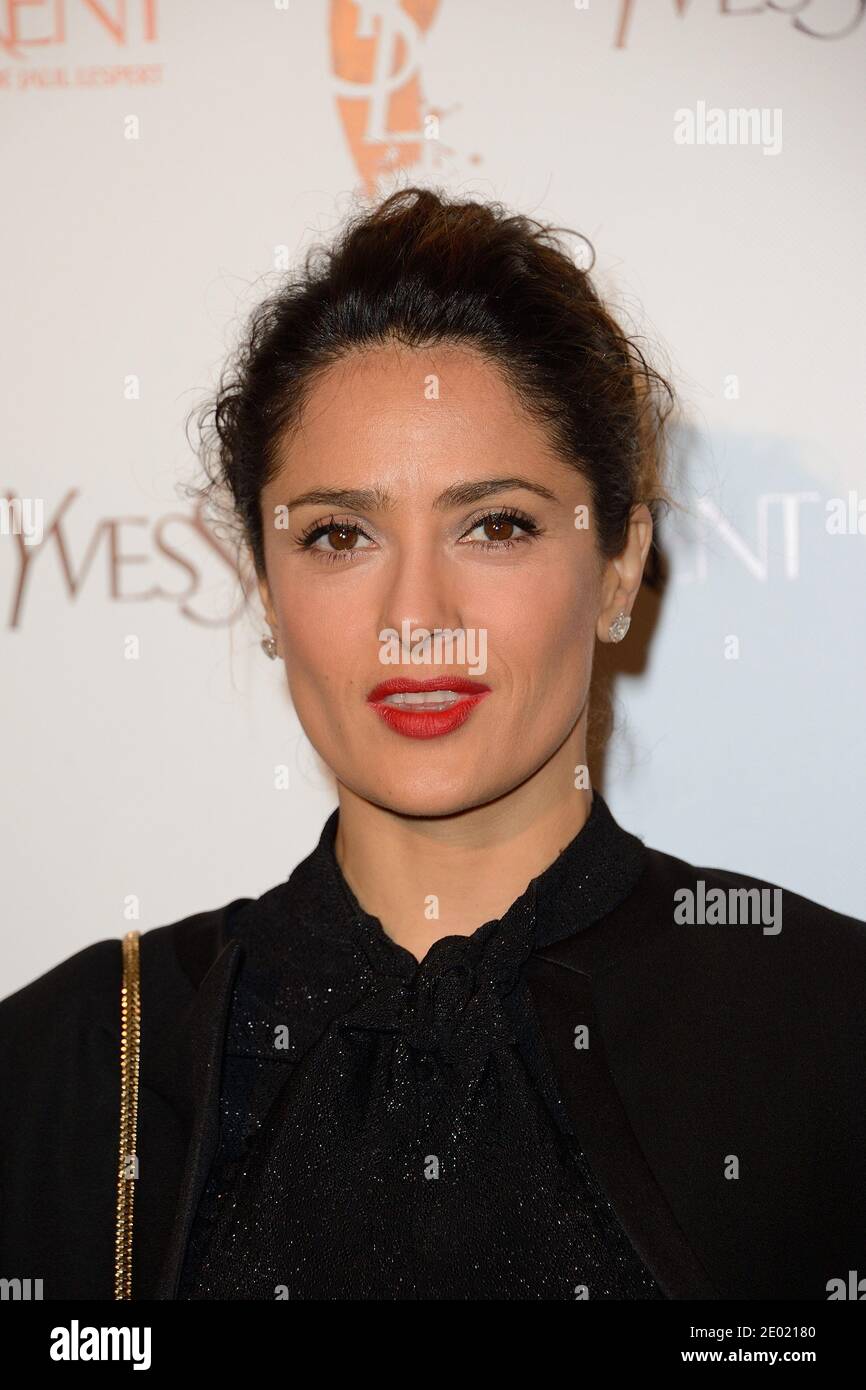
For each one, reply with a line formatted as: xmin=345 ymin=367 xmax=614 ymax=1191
xmin=179 ymin=791 xmax=665 ymax=1300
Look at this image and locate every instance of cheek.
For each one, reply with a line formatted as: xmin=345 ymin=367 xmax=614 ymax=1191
xmin=485 ymin=561 xmax=597 ymax=687
xmin=268 ymin=547 xmax=598 ymax=705
xmin=271 ymin=573 xmax=359 ymax=678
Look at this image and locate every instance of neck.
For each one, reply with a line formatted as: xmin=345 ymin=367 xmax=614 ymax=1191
xmin=333 ymin=721 xmax=592 ymax=963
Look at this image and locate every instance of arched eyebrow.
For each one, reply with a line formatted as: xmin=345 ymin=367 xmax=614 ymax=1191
xmin=286 ymin=477 xmax=559 ymax=512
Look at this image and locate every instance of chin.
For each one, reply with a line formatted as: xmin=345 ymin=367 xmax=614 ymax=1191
xmin=347 ymin=768 xmax=517 ymax=821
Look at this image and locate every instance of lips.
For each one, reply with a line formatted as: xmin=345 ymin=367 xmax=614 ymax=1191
xmin=367 ymin=676 xmax=491 ymax=739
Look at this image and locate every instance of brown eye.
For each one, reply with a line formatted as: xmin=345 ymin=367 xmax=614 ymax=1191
xmin=299 ymin=517 xmax=373 ymax=561
xmin=482 ymin=516 xmax=515 ymax=542
xmin=460 ymin=509 xmax=539 ymax=550
xmin=327 ymin=524 xmax=358 ymax=551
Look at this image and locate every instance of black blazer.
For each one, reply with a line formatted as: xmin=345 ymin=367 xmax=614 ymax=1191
xmin=1 ymin=838 xmax=864 ymax=1301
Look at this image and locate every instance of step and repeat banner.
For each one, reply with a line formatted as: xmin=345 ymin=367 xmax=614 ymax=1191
xmin=2 ymin=0 xmax=864 ymax=992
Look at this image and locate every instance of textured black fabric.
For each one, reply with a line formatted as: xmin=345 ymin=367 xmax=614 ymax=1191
xmin=2 ymin=791 xmax=865 ymax=1299
xmin=178 ymin=793 xmax=666 ymax=1300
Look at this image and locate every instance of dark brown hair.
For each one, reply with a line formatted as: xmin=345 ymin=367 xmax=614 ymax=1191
xmin=187 ymin=185 xmax=676 ymax=596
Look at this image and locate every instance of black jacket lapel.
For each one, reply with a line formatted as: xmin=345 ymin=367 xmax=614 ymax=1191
xmin=149 ymin=928 xmax=244 ymax=1299
xmin=527 ymin=950 xmax=721 ymax=1299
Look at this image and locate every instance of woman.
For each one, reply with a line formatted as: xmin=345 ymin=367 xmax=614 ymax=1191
xmin=1 ymin=187 xmax=863 ymax=1303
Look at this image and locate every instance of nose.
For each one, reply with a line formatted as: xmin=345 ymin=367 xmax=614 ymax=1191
xmin=376 ymin=535 xmax=465 ymax=656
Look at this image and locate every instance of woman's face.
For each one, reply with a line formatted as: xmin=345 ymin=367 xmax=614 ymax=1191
xmin=258 ymin=342 xmax=646 ymax=817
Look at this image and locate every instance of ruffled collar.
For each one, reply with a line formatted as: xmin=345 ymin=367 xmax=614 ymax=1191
xmin=224 ymin=789 xmax=649 ymax=1074
xmin=316 ymin=787 xmax=649 ymax=980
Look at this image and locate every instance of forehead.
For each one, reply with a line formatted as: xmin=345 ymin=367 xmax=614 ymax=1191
xmin=271 ymin=342 xmax=567 ymax=485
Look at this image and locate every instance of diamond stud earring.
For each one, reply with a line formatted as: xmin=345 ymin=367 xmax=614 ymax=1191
xmin=261 ymin=634 xmax=278 ymax=660
xmin=608 ymin=611 xmax=631 ymax=643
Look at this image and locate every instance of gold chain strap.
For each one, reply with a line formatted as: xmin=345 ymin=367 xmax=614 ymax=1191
xmin=114 ymin=928 xmax=141 ymax=1299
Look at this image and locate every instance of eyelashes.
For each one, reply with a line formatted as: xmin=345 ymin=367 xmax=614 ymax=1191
xmin=294 ymin=508 xmax=542 ymax=566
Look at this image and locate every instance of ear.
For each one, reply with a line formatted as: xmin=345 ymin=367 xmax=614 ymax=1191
xmin=596 ymin=504 xmax=654 ymax=643
xmin=257 ymin=571 xmax=278 ymax=634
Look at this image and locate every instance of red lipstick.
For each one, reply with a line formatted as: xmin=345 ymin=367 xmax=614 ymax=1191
xmin=366 ymin=675 xmax=491 ymax=740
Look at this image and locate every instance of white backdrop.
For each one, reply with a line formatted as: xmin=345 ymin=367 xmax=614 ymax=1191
xmin=2 ymin=0 xmax=864 ymax=995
